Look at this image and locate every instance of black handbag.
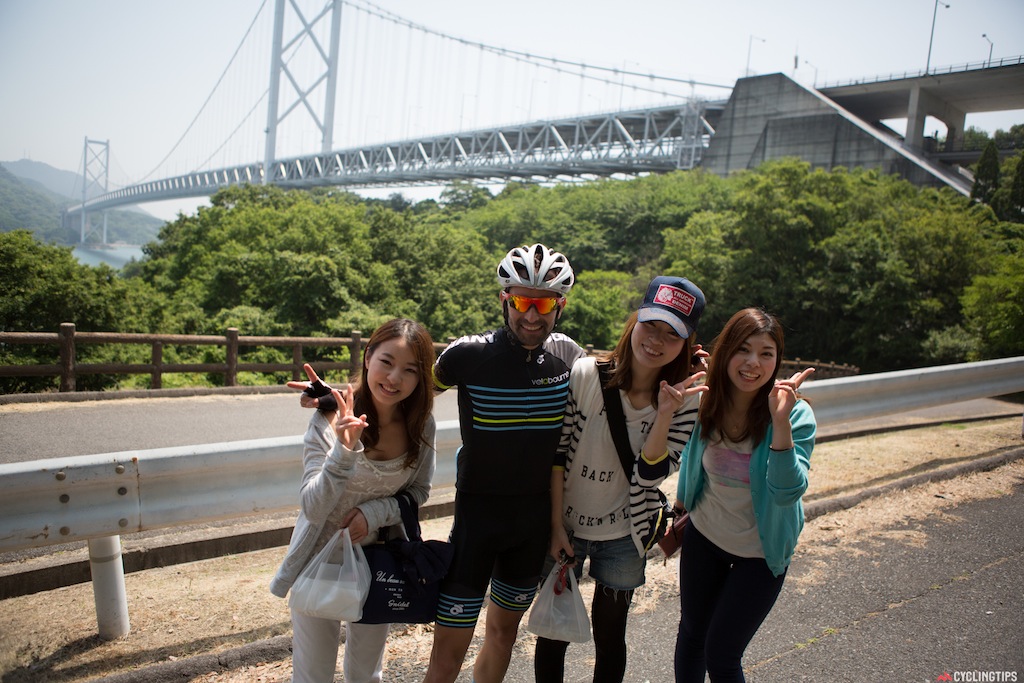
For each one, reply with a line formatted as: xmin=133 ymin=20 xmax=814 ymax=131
xmin=596 ymin=361 xmax=671 ymax=552
xmin=357 ymin=491 xmax=454 ymax=624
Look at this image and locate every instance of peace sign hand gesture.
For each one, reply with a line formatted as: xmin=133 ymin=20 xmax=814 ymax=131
xmin=768 ymin=367 xmax=815 ymax=421
xmin=287 ymin=363 xmax=333 ymax=410
xmin=657 ymin=371 xmax=708 ymax=417
xmin=330 ymin=383 xmax=369 ymax=451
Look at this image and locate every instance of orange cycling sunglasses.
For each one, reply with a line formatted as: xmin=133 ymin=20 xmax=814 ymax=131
xmin=501 ymin=291 xmax=564 ymax=315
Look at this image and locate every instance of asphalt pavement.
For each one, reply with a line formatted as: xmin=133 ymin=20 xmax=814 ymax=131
xmin=2 ymin=392 xmax=1022 ymax=682
xmin=85 ymin=442 xmax=1024 ymax=683
xmin=609 ymin=473 xmax=1024 ymax=683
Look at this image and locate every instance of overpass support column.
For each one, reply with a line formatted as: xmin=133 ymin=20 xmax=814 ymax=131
xmin=906 ymin=85 xmax=928 ymax=151
xmin=942 ymin=109 xmax=967 ymax=152
xmin=906 ymin=84 xmax=966 ymax=152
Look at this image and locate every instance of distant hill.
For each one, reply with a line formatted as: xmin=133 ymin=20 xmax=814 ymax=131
xmin=2 ymin=159 xmax=91 ymax=199
xmin=0 ymin=159 xmax=164 ymax=246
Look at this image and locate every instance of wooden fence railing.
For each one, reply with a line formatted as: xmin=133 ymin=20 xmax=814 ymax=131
xmin=0 ymin=323 xmax=859 ymax=395
xmin=0 ymin=323 xmax=382 ymax=392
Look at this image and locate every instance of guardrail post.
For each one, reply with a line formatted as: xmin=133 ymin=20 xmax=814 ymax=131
xmin=349 ymin=330 xmax=362 ymax=379
xmin=151 ymin=341 xmax=163 ymax=390
xmin=292 ymin=344 xmax=303 ymax=381
xmin=88 ymin=535 xmax=131 ymax=639
xmin=59 ymin=322 xmax=76 ymax=392
xmin=225 ymin=328 xmax=239 ymax=387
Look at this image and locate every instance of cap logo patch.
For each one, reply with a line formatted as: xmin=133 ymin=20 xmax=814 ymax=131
xmin=654 ymin=285 xmax=695 ymax=315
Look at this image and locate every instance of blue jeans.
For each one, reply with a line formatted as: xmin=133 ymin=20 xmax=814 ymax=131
xmin=565 ymin=532 xmax=643 ymax=589
xmin=535 ymin=533 xmax=645 ymax=683
xmin=547 ymin=532 xmax=647 ymax=591
xmin=674 ymin=519 xmax=786 ymax=683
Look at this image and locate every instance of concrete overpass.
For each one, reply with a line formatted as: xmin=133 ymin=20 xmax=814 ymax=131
xmin=703 ymin=59 xmax=1024 ymax=195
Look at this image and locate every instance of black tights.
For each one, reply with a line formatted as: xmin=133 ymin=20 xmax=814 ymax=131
xmin=534 ymin=583 xmax=635 ymax=683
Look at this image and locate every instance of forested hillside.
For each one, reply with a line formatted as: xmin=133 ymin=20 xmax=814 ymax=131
xmin=2 ymin=156 xmax=1022 ymax=393
xmin=0 ymin=162 xmax=164 ymax=245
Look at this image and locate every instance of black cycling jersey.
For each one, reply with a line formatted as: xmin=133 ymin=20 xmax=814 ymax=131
xmin=433 ymin=326 xmax=586 ymax=496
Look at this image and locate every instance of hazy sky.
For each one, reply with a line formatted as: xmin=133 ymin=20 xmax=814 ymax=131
xmin=2 ymin=0 xmax=1022 ymax=220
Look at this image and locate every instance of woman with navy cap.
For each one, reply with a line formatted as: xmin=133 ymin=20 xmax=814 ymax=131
xmin=536 ymin=275 xmax=709 ymax=683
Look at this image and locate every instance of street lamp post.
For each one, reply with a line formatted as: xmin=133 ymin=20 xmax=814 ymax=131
xmin=982 ymin=33 xmax=993 ymax=67
xmin=925 ymin=0 xmax=950 ymax=74
xmin=804 ymin=60 xmax=819 ymax=88
xmin=745 ymin=35 xmax=766 ymax=77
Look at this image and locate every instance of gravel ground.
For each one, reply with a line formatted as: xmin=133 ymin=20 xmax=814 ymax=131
xmin=0 ymin=417 xmax=1021 ymax=683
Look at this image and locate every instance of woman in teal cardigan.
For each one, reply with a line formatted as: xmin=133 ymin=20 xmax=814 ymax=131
xmin=673 ymin=308 xmax=816 ymax=683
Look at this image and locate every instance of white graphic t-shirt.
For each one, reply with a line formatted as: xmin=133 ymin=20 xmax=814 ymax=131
xmin=691 ymin=434 xmax=764 ymax=558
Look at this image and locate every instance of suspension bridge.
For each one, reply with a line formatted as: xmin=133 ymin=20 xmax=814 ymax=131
xmin=65 ymin=0 xmax=1024 ymax=243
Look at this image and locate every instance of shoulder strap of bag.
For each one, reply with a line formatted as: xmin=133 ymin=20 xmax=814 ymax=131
xmin=596 ymin=360 xmax=634 ymax=474
xmin=393 ymin=490 xmax=423 ymax=543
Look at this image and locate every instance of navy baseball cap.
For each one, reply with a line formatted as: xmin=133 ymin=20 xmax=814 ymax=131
xmin=636 ymin=276 xmax=705 ymax=338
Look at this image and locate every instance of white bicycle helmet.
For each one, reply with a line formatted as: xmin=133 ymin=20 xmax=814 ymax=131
xmin=496 ymin=243 xmax=575 ymax=294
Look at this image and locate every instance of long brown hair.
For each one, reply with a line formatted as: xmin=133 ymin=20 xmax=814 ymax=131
xmin=601 ymin=311 xmax=694 ymax=409
xmin=699 ymin=308 xmax=785 ymax=445
xmin=352 ymin=318 xmax=435 ymax=467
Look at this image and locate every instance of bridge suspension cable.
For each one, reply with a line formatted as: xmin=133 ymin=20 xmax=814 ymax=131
xmin=105 ymin=0 xmax=725 ymax=201
xmin=346 ymin=0 xmax=732 ymax=97
xmin=138 ymin=0 xmax=270 ymax=184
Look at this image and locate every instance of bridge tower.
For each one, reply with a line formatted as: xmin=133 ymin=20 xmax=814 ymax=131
xmin=264 ymin=0 xmax=342 ymax=180
xmin=80 ymin=137 xmax=110 ymax=244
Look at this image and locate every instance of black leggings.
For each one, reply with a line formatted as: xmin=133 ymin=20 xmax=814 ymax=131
xmin=674 ymin=521 xmax=786 ymax=683
xmin=534 ymin=583 xmax=635 ymax=683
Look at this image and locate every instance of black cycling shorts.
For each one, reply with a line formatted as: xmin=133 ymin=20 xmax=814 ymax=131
xmin=434 ymin=491 xmax=550 ymax=627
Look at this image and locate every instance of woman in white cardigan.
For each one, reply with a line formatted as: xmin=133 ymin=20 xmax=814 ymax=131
xmin=270 ymin=318 xmax=437 ymax=683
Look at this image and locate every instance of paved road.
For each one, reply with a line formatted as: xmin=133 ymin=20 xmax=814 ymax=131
xmin=43 ymin=447 xmax=1024 ymax=683
xmin=515 ymin=468 xmax=1024 ymax=683
xmin=1 ymin=392 xmax=1019 ymax=465
xmin=0 ymin=391 xmax=460 ymax=464
xmin=1 ymin=392 xmax=1021 ymax=681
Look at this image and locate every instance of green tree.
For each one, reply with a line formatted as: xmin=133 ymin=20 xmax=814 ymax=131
xmin=959 ymin=126 xmax=991 ymax=151
xmin=990 ymin=150 xmax=1024 ymax=223
xmin=556 ymin=270 xmax=636 ymax=351
xmin=992 ymin=123 xmax=1024 ymax=150
xmin=440 ymin=180 xmax=493 ymax=211
xmin=971 ymin=140 xmax=1001 ymax=204
xmin=1011 ymin=151 xmax=1024 ymax=222
xmin=0 ymin=230 xmax=166 ymax=391
xmin=961 ymin=253 xmax=1024 ymax=359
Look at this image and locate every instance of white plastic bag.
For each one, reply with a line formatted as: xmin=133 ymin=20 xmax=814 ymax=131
xmin=527 ymin=561 xmax=591 ymax=643
xmin=289 ymin=528 xmax=371 ymax=621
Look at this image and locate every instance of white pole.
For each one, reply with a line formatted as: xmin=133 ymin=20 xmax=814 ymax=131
xmin=89 ymin=535 xmax=131 ymax=640
xmin=264 ymin=0 xmax=286 ymax=182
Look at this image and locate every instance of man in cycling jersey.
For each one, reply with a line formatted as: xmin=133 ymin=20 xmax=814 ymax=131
xmin=423 ymin=243 xmax=586 ymax=683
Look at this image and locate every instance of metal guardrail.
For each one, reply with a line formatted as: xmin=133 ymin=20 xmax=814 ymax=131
xmin=818 ymin=54 xmax=1024 ymax=89
xmin=1 ymin=357 xmax=1021 ymax=638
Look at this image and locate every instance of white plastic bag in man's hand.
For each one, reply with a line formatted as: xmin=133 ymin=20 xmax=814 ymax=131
xmin=289 ymin=527 xmax=371 ymax=621
xmin=527 ymin=560 xmax=591 ymax=643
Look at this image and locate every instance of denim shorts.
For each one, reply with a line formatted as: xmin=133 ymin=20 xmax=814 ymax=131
xmin=543 ymin=533 xmax=646 ymax=591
